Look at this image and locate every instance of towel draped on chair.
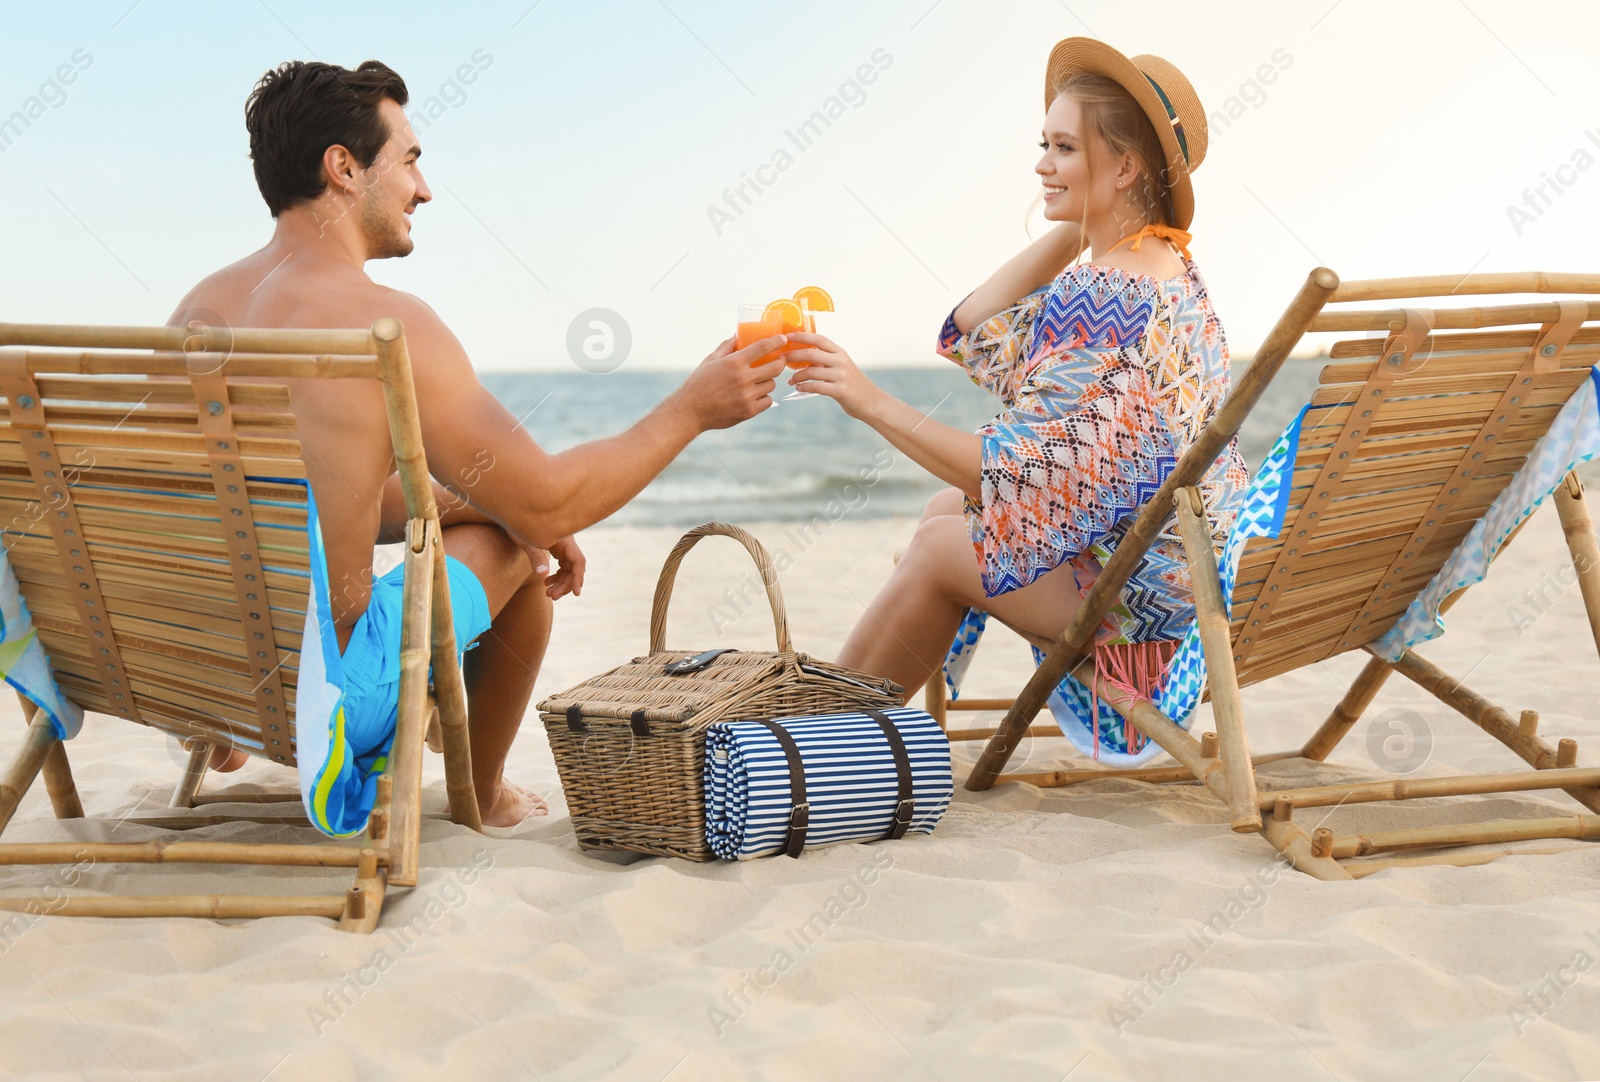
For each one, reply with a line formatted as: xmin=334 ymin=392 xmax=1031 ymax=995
xmin=0 ymin=547 xmax=83 ymax=741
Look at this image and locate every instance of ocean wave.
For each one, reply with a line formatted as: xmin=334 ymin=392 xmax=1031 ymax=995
xmin=632 ymin=470 xmax=926 ymax=507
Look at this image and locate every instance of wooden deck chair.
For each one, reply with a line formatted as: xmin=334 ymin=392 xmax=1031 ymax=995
xmin=959 ymin=269 xmax=1600 ymax=880
xmin=0 ymin=317 xmax=481 ymax=932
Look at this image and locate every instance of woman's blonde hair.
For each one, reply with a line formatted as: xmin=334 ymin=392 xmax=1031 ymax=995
xmin=1029 ymin=70 xmax=1175 ymax=235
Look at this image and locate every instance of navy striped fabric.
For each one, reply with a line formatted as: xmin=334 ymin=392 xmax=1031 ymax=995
xmin=704 ymin=707 xmax=953 ymax=860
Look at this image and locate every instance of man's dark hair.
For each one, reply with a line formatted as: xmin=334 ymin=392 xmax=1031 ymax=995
xmin=244 ymin=60 xmax=410 ymax=217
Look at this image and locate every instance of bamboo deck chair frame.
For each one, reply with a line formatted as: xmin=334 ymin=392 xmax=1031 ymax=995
xmin=953 ymin=269 xmax=1600 ymax=880
xmin=0 ymin=317 xmax=481 ymax=932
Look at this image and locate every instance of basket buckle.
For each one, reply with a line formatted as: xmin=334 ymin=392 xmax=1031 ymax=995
xmin=893 ymin=798 xmax=915 ymax=828
xmin=788 ymin=802 xmax=811 ymax=830
xmin=663 ymin=648 xmax=736 ymax=675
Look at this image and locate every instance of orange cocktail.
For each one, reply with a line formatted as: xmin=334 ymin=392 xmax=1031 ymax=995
xmin=738 ymin=287 xmax=833 ymax=369
xmin=735 ymin=306 xmax=786 ymax=364
xmin=739 ymin=287 xmax=834 ymax=401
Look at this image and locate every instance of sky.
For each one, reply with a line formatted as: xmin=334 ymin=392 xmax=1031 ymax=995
xmin=1 ymin=0 xmax=1597 ymax=371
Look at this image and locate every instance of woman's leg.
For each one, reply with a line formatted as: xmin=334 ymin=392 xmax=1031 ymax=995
xmin=843 ymin=488 xmax=977 ymax=695
xmin=919 ymin=486 xmax=965 ymax=523
xmin=838 ymin=510 xmax=1085 ymax=701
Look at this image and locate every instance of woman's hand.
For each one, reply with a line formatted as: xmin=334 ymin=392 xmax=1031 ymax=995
xmin=781 ymin=332 xmax=885 ymax=421
xmin=782 ymin=332 xmax=983 ymax=494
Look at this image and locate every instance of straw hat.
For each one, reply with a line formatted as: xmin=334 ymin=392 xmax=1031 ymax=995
xmin=1043 ymin=38 xmax=1208 ymax=230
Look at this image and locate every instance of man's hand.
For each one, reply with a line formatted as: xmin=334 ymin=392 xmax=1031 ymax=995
xmin=668 ymin=334 xmax=789 ymax=432
xmin=544 ymin=535 xmax=585 ymax=600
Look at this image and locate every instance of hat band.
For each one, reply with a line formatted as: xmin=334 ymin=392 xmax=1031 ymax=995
xmin=1141 ymin=72 xmax=1189 ymax=167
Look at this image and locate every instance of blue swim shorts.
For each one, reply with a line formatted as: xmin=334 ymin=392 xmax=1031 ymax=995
xmin=337 ymin=555 xmax=494 ymax=765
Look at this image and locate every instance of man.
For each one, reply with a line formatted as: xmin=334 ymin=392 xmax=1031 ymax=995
xmin=170 ymin=60 xmax=786 ymax=825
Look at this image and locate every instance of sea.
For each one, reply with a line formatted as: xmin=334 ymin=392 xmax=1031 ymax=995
xmin=481 ymin=360 xmax=1327 ymax=528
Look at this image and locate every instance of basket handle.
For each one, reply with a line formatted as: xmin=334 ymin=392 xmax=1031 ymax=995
xmin=650 ymin=521 xmax=792 ymax=654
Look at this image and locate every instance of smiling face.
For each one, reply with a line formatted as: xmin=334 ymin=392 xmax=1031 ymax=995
xmin=350 ymin=99 xmax=432 ymax=259
xmin=1035 ymin=93 xmax=1133 ymax=227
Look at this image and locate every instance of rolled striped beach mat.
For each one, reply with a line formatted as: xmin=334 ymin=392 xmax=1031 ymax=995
xmin=704 ymin=707 xmax=953 ymax=860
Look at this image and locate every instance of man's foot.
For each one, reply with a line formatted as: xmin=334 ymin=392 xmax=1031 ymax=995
xmin=207 ymin=744 xmax=249 ymax=772
xmin=479 ymin=780 xmax=549 ymax=827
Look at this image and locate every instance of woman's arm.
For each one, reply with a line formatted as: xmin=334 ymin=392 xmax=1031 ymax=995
xmin=857 ymin=395 xmax=982 ymax=497
xmin=951 ymin=222 xmax=1086 ymax=334
xmin=783 ymin=334 xmax=982 ymax=497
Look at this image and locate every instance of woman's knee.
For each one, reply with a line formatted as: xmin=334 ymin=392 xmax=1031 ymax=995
xmin=901 ymin=515 xmax=982 ymax=604
xmin=920 ymin=487 xmax=966 ymax=523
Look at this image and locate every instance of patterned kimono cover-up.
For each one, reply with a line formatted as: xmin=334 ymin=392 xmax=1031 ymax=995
xmin=936 ymin=257 xmax=1248 ymax=765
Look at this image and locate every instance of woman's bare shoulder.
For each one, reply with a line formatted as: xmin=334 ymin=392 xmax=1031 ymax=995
xmin=1076 ymin=243 xmax=1189 ymax=284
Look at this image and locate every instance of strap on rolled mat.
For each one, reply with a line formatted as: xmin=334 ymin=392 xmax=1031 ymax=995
xmin=753 ymin=719 xmax=810 ymax=858
xmin=865 ymin=709 xmax=915 ymax=840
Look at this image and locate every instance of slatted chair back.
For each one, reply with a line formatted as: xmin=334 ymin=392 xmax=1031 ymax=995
xmin=0 ymin=323 xmax=394 ymax=768
xmin=1227 ymin=280 xmax=1600 ymax=689
xmin=963 ymin=269 xmax=1600 ymax=867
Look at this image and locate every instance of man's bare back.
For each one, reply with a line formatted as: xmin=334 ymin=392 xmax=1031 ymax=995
xmin=174 ymin=250 xmax=416 ymax=646
xmin=174 ymin=62 xmax=787 ymax=827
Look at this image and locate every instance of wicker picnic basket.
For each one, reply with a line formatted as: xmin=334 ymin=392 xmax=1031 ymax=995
xmin=538 ymin=521 xmax=904 ymax=861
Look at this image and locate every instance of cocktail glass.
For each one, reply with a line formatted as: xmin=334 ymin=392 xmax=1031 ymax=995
xmin=736 ymin=303 xmax=788 ymax=374
xmin=778 ymin=301 xmax=821 ymax=401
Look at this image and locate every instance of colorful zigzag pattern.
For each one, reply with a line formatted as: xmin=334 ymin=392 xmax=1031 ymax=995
xmin=938 ymin=257 xmax=1247 ymax=646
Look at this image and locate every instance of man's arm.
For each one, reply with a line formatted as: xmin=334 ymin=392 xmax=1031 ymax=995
xmin=387 ymin=293 xmax=788 ymax=550
xmin=378 ymin=470 xmax=587 ymax=599
xmin=377 ymin=472 xmax=494 ymax=543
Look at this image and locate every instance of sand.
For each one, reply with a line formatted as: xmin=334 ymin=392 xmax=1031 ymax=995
xmin=3 ymin=497 xmax=1600 ymax=1082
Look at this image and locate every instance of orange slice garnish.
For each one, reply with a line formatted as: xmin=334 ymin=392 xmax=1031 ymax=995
xmin=762 ymin=298 xmax=805 ymax=332
xmin=792 ymin=286 xmax=834 ymax=312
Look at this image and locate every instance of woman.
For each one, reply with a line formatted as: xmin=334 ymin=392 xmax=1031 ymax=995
xmin=784 ymin=38 xmax=1248 ymax=759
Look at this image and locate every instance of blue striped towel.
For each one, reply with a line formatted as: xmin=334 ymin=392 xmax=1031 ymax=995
xmin=704 ymin=707 xmax=953 ymax=860
xmin=0 ymin=540 xmax=82 ymax=741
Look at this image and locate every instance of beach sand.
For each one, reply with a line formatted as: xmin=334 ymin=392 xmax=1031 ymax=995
xmin=2 ymin=497 xmax=1600 ymax=1081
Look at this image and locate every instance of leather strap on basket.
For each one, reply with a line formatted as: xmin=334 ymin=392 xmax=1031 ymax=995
xmin=0 ymin=350 xmax=144 ymax=723
xmin=1333 ymin=299 xmax=1590 ymax=652
xmin=1229 ymin=308 xmax=1435 ymax=670
xmin=564 ymin=705 xmax=652 ymax=736
xmin=865 ymin=709 xmax=916 ymax=840
xmin=753 ymin=718 xmax=810 ymax=858
xmin=188 ymin=361 xmax=291 ymax=763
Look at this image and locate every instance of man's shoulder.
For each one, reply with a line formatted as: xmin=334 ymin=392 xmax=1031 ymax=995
xmin=168 ymin=259 xmax=256 ymax=323
xmin=275 ymin=276 xmax=441 ymax=332
xmin=174 ymin=252 xmax=449 ymax=338
xmin=357 ymin=285 xmax=451 ymax=341
xmin=316 ymin=285 xmax=451 ymax=344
